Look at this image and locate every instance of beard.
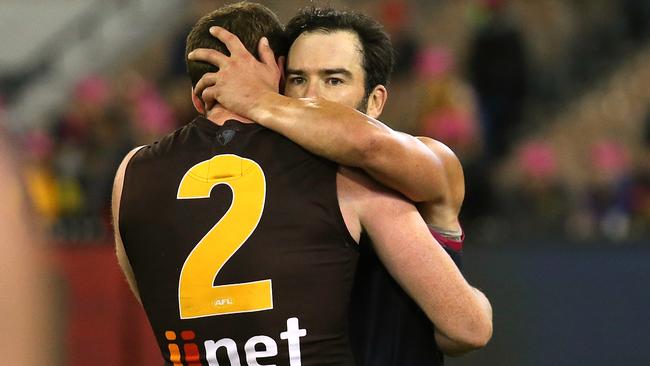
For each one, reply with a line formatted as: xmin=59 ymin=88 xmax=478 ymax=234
xmin=355 ymin=93 xmax=370 ymax=114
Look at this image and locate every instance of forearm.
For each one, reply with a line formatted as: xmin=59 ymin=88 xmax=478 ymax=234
xmin=435 ymin=287 xmax=492 ymax=355
xmin=248 ymin=93 xmax=445 ymax=202
xmin=372 ymin=220 xmax=492 ymax=348
xmin=415 ymin=262 xmax=492 ymax=350
xmin=248 ymin=92 xmax=388 ymax=167
xmin=351 ymin=167 xmax=491 ymax=350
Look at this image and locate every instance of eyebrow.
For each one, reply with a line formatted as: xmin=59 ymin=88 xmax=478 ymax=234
xmin=286 ymin=68 xmax=354 ymax=78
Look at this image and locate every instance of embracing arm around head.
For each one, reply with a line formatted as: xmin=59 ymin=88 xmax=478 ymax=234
xmin=250 ymin=94 xmax=451 ymax=204
xmin=338 ymin=167 xmax=492 ymax=352
xmin=189 ymin=26 xmax=448 ymax=203
xmin=112 ymin=146 xmax=145 ymax=303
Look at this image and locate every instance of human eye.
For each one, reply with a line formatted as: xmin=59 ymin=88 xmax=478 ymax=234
xmin=326 ymin=77 xmax=344 ymax=86
xmin=288 ymin=76 xmax=305 ymax=85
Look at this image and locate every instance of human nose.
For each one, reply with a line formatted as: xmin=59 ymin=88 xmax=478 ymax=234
xmin=303 ymin=80 xmax=321 ymax=98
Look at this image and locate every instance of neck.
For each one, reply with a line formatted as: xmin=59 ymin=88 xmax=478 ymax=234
xmin=205 ymin=105 xmax=255 ymax=126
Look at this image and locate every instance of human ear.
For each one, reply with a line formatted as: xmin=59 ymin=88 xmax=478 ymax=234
xmin=190 ymin=88 xmax=206 ymax=115
xmin=366 ymin=85 xmax=388 ymax=118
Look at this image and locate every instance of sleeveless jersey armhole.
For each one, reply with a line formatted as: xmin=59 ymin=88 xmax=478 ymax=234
xmin=329 ymin=166 xmax=359 ymax=251
xmin=118 ymin=146 xmax=147 ymax=239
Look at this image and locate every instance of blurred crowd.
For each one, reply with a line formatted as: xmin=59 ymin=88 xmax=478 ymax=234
xmin=4 ymin=0 xmax=650 ymax=245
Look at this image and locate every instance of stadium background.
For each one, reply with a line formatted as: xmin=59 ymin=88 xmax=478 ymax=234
xmin=0 ymin=0 xmax=648 ymax=365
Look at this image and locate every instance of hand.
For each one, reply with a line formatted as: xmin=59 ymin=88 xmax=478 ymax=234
xmin=187 ymin=26 xmax=282 ymax=113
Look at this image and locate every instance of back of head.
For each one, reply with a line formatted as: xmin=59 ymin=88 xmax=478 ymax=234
xmin=185 ymin=1 xmax=287 ymax=87
xmin=286 ymin=7 xmax=395 ymax=94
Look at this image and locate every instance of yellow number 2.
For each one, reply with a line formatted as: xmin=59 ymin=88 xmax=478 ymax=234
xmin=176 ymin=154 xmax=271 ymax=319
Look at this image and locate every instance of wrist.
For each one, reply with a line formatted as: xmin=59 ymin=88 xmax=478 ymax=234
xmin=249 ymin=91 xmax=285 ymax=126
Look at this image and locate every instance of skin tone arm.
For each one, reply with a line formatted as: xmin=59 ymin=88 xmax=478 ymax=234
xmin=415 ymin=137 xmax=473 ymax=355
xmin=434 ymin=287 xmax=492 ymax=356
xmin=338 ymin=167 xmax=492 ymax=351
xmin=417 ymin=136 xmax=480 ymax=355
xmin=188 ymin=27 xmax=448 ymax=203
xmin=415 ymin=137 xmax=465 ymax=232
xmin=112 ymin=146 xmax=145 ymax=303
xmin=0 ymin=140 xmax=53 ymax=365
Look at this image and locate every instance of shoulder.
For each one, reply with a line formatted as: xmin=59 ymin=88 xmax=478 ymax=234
xmin=135 ymin=122 xmax=196 ymax=161
xmin=112 ymin=146 xmax=147 ymax=210
xmin=337 ymin=166 xmax=416 ymax=223
xmin=337 ymin=166 xmax=405 ymax=201
xmin=115 ymin=147 xmax=147 ymax=181
xmin=337 ymin=167 xmax=412 ymax=242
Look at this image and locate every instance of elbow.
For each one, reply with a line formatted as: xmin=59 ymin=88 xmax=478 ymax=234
xmin=440 ymin=312 xmax=493 ymax=355
xmin=456 ymin=314 xmax=493 ymax=352
xmin=466 ymin=318 xmax=493 ymax=350
xmin=402 ymin=187 xmax=436 ymax=203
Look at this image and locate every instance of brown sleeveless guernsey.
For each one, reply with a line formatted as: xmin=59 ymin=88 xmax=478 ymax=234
xmin=119 ymin=117 xmax=358 ymax=366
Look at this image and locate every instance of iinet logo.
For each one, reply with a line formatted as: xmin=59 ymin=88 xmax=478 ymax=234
xmin=165 ymin=317 xmax=307 ymax=366
xmin=165 ymin=330 xmax=201 ymax=366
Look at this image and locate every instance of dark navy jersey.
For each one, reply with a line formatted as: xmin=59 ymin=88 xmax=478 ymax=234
xmin=119 ymin=117 xmax=358 ymax=366
xmin=349 ymin=228 xmax=464 ymax=366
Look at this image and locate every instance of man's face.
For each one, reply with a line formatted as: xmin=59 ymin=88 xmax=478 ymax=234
xmin=284 ymin=30 xmax=369 ymax=113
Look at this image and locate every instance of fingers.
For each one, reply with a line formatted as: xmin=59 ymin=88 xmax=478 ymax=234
xmin=202 ymin=87 xmax=217 ymax=111
xmin=257 ymin=37 xmax=277 ymax=68
xmin=209 ymin=26 xmax=248 ymax=56
xmin=187 ymin=48 xmax=228 ymax=68
xmin=277 ymin=55 xmax=287 ymax=93
xmin=194 ymin=72 xmax=218 ymax=99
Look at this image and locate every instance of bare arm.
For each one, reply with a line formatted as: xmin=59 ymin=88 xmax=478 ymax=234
xmin=111 ymin=146 xmax=145 ymax=302
xmin=414 ymin=138 xmax=488 ymax=355
xmin=338 ymin=168 xmax=492 ymax=351
xmin=0 ymin=140 xmax=52 ymax=365
xmin=189 ymin=27 xmax=448 ymax=203
xmin=434 ymin=287 xmax=492 ymax=356
xmin=415 ymin=137 xmax=465 ymax=231
xmin=249 ymin=93 xmax=449 ymax=203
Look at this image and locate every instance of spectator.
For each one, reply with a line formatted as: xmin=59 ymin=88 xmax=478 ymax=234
xmin=467 ymin=0 xmax=528 ymax=159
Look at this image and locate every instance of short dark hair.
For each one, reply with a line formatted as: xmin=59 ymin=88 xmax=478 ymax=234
xmin=286 ymin=7 xmax=395 ymax=95
xmin=185 ymin=1 xmax=288 ymax=87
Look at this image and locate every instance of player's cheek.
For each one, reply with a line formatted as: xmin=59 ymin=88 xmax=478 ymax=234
xmin=284 ymin=85 xmax=303 ymax=99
